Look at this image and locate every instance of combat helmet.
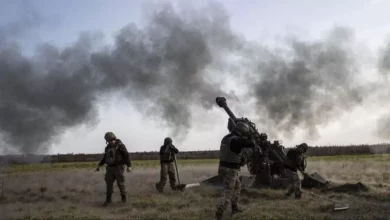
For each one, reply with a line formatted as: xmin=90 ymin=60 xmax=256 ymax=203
xmin=297 ymin=143 xmax=308 ymax=153
xmin=259 ymin=133 xmax=267 ymax=140
xmin=164 ymin=137 xmax=173 ymax=145
xmin=104 ymin=132 xmax=117 ymax=142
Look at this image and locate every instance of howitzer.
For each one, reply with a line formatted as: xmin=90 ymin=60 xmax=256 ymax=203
xmin=175 ymin=97 xmax=333 ymax=192
xmin=215 ymin=97 xmax=294 ymax=178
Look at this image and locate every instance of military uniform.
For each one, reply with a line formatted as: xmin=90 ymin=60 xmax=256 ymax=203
xmin=215 ymin=120 xmax=255 ymax=220
xmin=284 ymin=143 xmax=308 ymax=199
xmin=96 ymin=132 xmax=131 ymax=206
xmin=156 ymin=137 xmax=179 ymax=192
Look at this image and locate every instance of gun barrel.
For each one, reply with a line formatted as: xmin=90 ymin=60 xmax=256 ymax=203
xmin=216 ymin=97 xmax=237 ymax=120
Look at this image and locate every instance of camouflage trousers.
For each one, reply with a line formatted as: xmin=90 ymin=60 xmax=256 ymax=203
xmin=105 ymin=165 xmax=126 ymax=196
xmin=285 ymin=169 xmax=301 ymax=196
xmin=216 ymin=166 xmax=241 ymax=214
xmin=156 ymin=162 xmax=176 ymax=191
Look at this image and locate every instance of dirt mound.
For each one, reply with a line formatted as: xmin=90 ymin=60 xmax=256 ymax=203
xmin=321 ymin=182 xmax=369 ymax=193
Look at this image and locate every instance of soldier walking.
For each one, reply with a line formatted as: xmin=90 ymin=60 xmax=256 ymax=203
xmin=95 ymin=132 xmax=132 ymax=206
xmin=215 ymin=119 xmax=255 ymax=220
xmin=284 ymin=143 xmax=308 ymax=199
xmin=155 ymin=137 xmax=179 ymax=192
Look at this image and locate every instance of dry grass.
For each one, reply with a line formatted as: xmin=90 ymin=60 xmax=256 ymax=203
xmin=0 ymin=158 xmax=389 ymax=220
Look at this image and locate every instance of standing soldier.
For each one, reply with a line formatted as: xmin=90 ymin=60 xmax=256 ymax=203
xmin=258 ymin=133 xmax=271 ymax=156
xmin=215 ymin=119 xmax=255 ymax=220
xmin=155 ymin=137 xmax=179 ymax=192
xmin=95 ymin=132 xmax=132 ymax=206
xmin=284 ymin=143 xmax=308 ymax=199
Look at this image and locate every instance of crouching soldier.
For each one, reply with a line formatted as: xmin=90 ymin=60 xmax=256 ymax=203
xmin=215 ymin=119 xmax=256 ymax=220
xmin=95 ymin=132 xmax=132 ymax=206
xmin=284 ymin=143 xmax=308 ymax=199
xmin=155 ymin=137 xmax=179 ymax=192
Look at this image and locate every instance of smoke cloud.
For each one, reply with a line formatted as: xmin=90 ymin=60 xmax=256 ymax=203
xmin=374 ymin=40 xmax=390 ymax=139
xmin=0 ymin=1 xmax=238 ymax=154
xmin=248 ymin=27 xmax=366 ymax=138
xmin=1 ymin=1 xmax=390 ymax=154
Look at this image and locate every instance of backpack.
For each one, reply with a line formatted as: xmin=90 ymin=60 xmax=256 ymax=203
xmin=105 ymin=145 xmax=119 ymax=165
xmin=160 ymin=145 xmax=173 ymax=161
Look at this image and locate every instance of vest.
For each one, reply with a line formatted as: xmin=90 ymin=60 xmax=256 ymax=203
xmin=105 ymin=143 xmax=123 ymax=165
xmin=219 ymin=134 xmax=242 ymax=166
xmin=160 ymin=145 xmax=173 ymax=161
xmin=286 ymin=148 xmax=304 ymax=171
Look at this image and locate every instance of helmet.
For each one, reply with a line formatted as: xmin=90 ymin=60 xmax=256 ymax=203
xmin=259 ymin=133 xmax=267 ymax=140
xmin=104 ymin=132 xmax=116 ymax=142
xmin=232 ymin=121 xmax=250 ymax=136
xmin=297 ymin=143 xmax=308 ymax=153
xmin=164 ymin=137 xmax=173 ymax=145
xmin=273 ymin=140 xmax=279 ymax=145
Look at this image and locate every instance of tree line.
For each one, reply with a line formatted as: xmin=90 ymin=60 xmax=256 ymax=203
xmin=1 ymin=143 xmax=389 ymax=164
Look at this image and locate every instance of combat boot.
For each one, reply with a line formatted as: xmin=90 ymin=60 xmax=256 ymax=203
xmin=295 ymin=192 xmax=302 ymax=199
xmin=215 ymin=211 xmax=223 ymax=220
xmin=102 ymin=195 xmax=112 ymax=206
xmin=284 ymin=189 xmax=293 ymax=198
xmin=155 ymin=183 xmax=163 ymax=193
xmin=121 ymin=195 xmax=127 ymax=203
xmin=232 ymin=204 xmax=246 ymax=215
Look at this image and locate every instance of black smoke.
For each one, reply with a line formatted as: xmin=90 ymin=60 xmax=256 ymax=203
xmin=0 ymin=2 xmax=237 ymax=154
xmin=248 ymin=27 xmax=366 ymax=138
xmin=1 ymin=1 xmax=389 ymax=154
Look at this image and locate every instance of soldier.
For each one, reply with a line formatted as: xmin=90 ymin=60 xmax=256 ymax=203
xmin=250 ymin=132 xmax=273 ymax=186
xmin=95 ymin=132 xmax=132 ymax=206
xmin=259 ymin=133 xmax=271 ymax=153
xmin=155 ymin=137 xmax=179 ymax=192
xmin=284 ymin=143 xmax=308 ymax=199
xmin=215 ymin=119 xmax=255 ymax=220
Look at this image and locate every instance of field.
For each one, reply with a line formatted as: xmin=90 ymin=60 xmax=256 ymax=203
xmin=0 ymin=154 xmax=390 ymax=220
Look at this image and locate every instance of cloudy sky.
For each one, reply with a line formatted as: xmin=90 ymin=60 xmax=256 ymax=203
xmin=1 ymin=0 xmax=390 ymax=155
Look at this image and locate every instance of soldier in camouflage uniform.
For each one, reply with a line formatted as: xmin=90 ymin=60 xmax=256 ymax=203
xmin=155 ymin=137 xmax=179 ymax=192
xmin=95 ymin=132 xmax=132 ymax=206
xmin=258 ymin=133 xmax=271 ymax=155
xmin=215 ymin=119 xmax=255 ymax=220
xmin=284 ymin=143 xmax=308 ymax=199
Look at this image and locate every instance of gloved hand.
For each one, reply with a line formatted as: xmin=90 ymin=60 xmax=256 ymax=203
xmin=95 ymin=166 xmax=100 ymax=172
xmin=126 ymin=167 xmax=131 ymax=173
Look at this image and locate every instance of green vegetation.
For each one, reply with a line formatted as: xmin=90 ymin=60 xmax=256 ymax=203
xmin=2 ymin=154 xmax=389 ymax=174
xmin=308 ymin=153 xmax=390 ymax=162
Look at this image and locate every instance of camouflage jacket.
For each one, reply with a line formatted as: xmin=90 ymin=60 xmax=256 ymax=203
xmin=98 ymin=139 xmax=131 ymax=167
xmin=286 ymin=148 xmax=305 ymax=172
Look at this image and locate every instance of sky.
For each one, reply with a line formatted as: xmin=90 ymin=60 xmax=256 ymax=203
xmin=1 ymin=0 xmax=390 ymax=155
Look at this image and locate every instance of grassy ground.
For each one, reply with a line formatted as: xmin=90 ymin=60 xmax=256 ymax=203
xmin=0 ymin=154 xmax=389 ymax=220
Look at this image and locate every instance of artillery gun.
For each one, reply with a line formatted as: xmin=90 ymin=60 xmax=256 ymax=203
xmin=180 ymin=97 xmax=330 ymax=190
xmin=178 ymin=97 xmax=351 ymax=211
xmin=190 ymin=97 xmax=329 ymax=190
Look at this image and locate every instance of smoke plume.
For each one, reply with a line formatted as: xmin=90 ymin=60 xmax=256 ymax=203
xmin=0 ymin=2 xmax=237 ymax=154
xmin=374 ymin=40 xmax=390 ymax=139
xmin=248 ymin=27 xmax=366 ymax=138
xmin=1 ymin=1 xmax=390 ymax=154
